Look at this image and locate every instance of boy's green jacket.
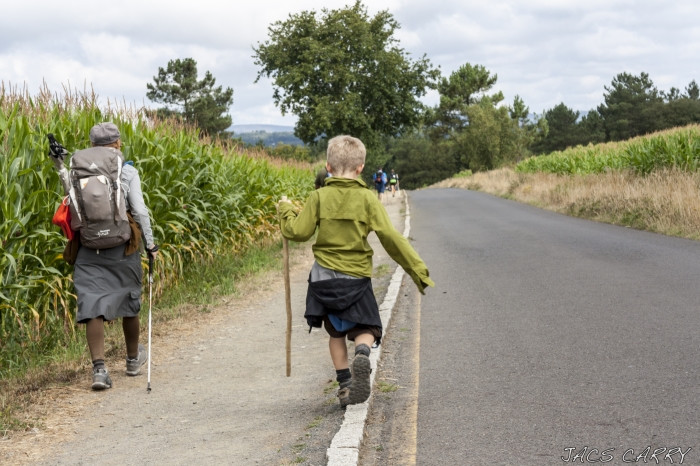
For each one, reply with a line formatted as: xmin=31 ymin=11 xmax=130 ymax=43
xmin=278 ymin=177 xmax=434 ymax=294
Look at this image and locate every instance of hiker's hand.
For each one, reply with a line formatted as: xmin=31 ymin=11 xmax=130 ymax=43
xmin=277 ymin=196 xmax=291 ymax=212
xmin=50 ymin=153 xmax=65 ymax=171
xmin=418 ymin=277 xmax=435 ymax=294
xmin=147 ymin=244 xmax=159 ymax=260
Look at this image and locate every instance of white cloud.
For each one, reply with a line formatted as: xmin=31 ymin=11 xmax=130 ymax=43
xmin=1 ymin=0 xmax=698 ymax=125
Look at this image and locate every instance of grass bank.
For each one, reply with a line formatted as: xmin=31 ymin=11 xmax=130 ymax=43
xmin=434 ymin=126 xmax=700 ymax=241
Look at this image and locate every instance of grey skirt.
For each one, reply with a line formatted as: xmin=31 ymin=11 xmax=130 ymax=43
xmin=73 ymin=243 xmax=142 ymax=323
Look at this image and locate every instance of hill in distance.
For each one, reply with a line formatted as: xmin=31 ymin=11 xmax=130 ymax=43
xmin=230 ymin=124 xmax=294 ymax=134
xmin=230 ymin=124 xmax=304 ymax=147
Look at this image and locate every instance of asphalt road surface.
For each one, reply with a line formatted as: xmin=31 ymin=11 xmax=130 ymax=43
xmin=364 ymin=188 xmax=699 ymax=465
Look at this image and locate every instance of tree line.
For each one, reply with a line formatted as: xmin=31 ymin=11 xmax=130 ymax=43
xmin=146 ymin=1 xmax=700 ymax=189
xmin=532 ymin=73 xmax=700 ymax=155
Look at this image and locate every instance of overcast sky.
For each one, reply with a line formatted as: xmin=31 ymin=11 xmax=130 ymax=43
xmin=2 ymin=1 xmax=698 ymax=128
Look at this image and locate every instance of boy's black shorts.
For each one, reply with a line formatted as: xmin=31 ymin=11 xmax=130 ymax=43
xmin=323 ymin=315 xmax=382 ymax=342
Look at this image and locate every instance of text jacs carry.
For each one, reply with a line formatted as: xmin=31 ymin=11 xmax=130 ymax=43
xmin=68 ymin=146 xmax=131 ymax=249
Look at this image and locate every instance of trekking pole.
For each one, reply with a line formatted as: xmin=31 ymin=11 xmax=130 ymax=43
xmin=147 ymin=253 xmax=154 ymax=393
xmin=46 ymin=134 xmax=82 ymax=223
xmin=280 ymin=196 xmax=292 ymax=377
xmin=46 ymin=134 xmax=71 ymax=195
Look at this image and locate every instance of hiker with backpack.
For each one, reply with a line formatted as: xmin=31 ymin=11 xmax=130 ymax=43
xmin=372 ymin=168 xmax=387 ymax=201
xmin=278 ymin=135 xmax=434 ymax=408
xmin=57 ymin=122 xmax=158 ymax=390
xmin=389 ymin=169 xmax=399 ymax=197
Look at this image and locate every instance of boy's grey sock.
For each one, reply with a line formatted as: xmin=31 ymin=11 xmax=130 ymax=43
xmin=355 ymin=344 xmax=371 ymax=357
xmin=92 ymin=359 xmax=105 ymax=370
xmin=336 ymin=368 xmax=351 ymax=384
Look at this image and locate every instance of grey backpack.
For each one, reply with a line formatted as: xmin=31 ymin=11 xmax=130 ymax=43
xmin=68 ymin=146 xmax=131 ymax=249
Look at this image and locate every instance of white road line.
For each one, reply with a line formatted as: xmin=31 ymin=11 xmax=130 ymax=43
xmin=327 ymin=191 xmax=410 ymax=465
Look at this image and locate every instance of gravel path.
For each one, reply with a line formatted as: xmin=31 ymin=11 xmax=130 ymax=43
xmin=2 ymin=192 xmax=406 ymax=466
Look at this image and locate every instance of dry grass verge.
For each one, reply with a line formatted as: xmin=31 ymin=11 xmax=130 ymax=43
xmin=434 ymin=167 xmax=700 ymax=241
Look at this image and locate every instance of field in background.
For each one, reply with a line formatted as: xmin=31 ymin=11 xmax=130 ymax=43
xmin=517 ymin=124 xmax=700 ymax=175
xmin=434 ymin=124 xmax=700 ymax=240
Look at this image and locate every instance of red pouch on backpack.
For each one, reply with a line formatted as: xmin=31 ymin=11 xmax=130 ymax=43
xmin=52 ymin=196 xmax=74 ymax=240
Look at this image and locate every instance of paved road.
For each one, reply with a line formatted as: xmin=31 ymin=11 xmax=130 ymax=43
xmin=393 ymin=188 xmax=699 ymax=465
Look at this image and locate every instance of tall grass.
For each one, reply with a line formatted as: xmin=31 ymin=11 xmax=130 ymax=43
xmin=0 ymin=84 xmax=314 ymax=378
xmin=516 ymin=124 xmax=700 ymax=175
xmin=434 ymin=124 xmax=700 ymax=240
xmin=436 ymin=167 xmax=700 ymax=240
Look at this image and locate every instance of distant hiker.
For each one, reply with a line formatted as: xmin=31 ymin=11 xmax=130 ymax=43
xmin=389 ymin=169 xmax=399 ymax=196
xmin=69 ymin=122 xmax=159 ymax=390
xmin=278 ymin=135 xmax=434 ymax=408
xmin=372 ymin=168 xmax=387 ymax=201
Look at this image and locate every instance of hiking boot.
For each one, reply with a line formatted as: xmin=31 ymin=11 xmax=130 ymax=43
xmin=347 ymin=353 xmax=372 ymax=405
xmin=337 ymin=379 xmax=352 ymax=409
xmin=92 ymin=368 xmax=112 ymax=390
xmin=125 ymin=344 xmax=148 ymax=376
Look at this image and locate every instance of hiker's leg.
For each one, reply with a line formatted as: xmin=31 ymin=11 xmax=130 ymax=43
xmin=329 ymin=336 xmax=349 ymax=370
xmin=354 ymin=332 xmax=375 ymax=351
xmin=347 ymin=330 xmax=374 ymax=404
xmin=122 ymin=315 xmax=140 ymax=359
xmin=330 ymin=336 xmax=352 ymax=407
xmin=86 ymin=317 xmax=105 ymax=363
xmin=87 ymin=317 xmax=112 ymax=389
xmin=324 ymin=316 xmax=349 ymax=370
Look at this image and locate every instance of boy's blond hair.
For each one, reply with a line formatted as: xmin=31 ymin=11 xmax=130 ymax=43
xmin=327 ymin=135 xmax=365 ymax=174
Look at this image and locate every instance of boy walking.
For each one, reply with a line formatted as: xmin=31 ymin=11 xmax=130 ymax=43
xmin=278 ymin=135 xmax=434 ymax=408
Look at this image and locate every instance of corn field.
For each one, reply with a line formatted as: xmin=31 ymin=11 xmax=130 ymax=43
xmin=0 ymin=85 xmax=313 ymax=375
xmin=516 ymin=124 xmax=700 ymax=175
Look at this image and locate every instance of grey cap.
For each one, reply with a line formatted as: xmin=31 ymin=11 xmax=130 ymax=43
xmin=89 ymin=122 xmax=120 ymax=145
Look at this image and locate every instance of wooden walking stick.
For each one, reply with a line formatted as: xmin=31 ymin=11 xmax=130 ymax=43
xmin=280 ymin=196 xmax=292 ymax=377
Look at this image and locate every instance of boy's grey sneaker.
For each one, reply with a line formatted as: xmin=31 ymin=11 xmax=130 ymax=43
xmin=347 ymin=353 xmax=372 ymax=405
xmin=337 ymin=379 xmax=352 ymax=409
xmin=92 ymin=368 xmax=112 ymax=390
xmin=125 ymin=344 xmax=148 ymax=376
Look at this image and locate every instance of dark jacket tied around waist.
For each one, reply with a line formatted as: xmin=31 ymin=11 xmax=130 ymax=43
xmin=305 ymin=276 xmax=381 ymax=330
